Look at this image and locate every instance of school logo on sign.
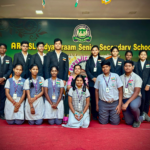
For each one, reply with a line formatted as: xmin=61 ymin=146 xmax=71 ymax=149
xmin=72 ymin=24 xmax=92 ymax=42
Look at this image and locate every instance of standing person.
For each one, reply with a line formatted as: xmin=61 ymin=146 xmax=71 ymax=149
xmin=13 ymin=41 xmax=32 ymax=79
xmin=62 ymin=75 xmax=90 ymax=128
xmin=45 ymin=38 xmax=69 ymax=86
xmin=86 ymin=45 xmax=104 ymax=120
xmin=30 ymin=42 xmax=46 ymax=78
xmin=108 ymin=46 xmax=124 ymax=76
xmin=135 ymin=50 xmax=150 ymax=118
xmin=95 ymin=60 xmax=123 ymax=125
xmin=44 ymin=66 xmax=64 ymax=125
xmin=24 ymin=64 xmax=44 ymax=125
xmin=0 ymin=43 xmax=13 ymax=120
xmin=125 ymin=50 xmax=136 ymax=67
xmin=4 ymin=64 xmax=25 ymax=125
xmin=120 ymin=60 xmax=150 ymax=128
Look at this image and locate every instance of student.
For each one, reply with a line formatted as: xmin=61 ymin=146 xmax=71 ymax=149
xmin=62 ymin=75 xmax=90 ymax=128
xmin=134 ymin=50 xmax=150 ymax=118
xmin=86 ymin=45 xmax=105 ymax=120
xmin=95 ymin=60 xmax=123 ymax=125
xmin=44 ymin=66 xmax=64 ymax=125
xmin=0 ymin=43 xmax=13 ymax=120
xmin=24 ymin=64 xmax=44 ymax=125
xmin=45 ymin=38 xmax=69 ymax=86
xmin=64 ymin=64 xmax=88 ymax=123
xmin=121 ymin=60 xmax=150 ymax=128
xmin=13 ymin=41 xmax=32 ymax=79
xmin=108 ymin=46 xmax=124 ymax=76
xmin=30 ymin=42 xmax=46 ymax=78
xmin=125 ymin=50 xmax=136 ymax=67
xmin=4 ymin=64 xmax=25 ymax=124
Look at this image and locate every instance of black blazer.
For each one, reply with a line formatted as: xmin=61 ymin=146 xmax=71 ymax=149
xmin=0 ymin=55 xmax=13 ymax=79
xmin=134 ymin=60 xmax=150 ymax=100
xmin=13 ymin=52 xmax=32 ymax=79
xmin=45 ymin=51 xmax=69 ymax=81
xmin=86 ymin=56 xmax=105 ymax=87
xmin=30 ymin=53 xmax=45 ymax=78
xmin=108 ymin=57 xmax=125 ymax=76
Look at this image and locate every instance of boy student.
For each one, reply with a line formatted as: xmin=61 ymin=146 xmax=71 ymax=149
xmin=121 ymin=60 xmax=150 ymax=128
xmin=30 ymin=42 xmax=46 ymax=78
xmin=45 ymin=38 xmax=69 ymax=86
xmin=94 ymin=60 xmax=123 ymax=125
xmin=0 ymin=43 xmax=13 ymax=120
xmin=125 ymin=50 xmax=136 ymax=67
xmin=108 ymin=46 xmax=124 ymax=76
xmin=135 ymin=50 xmax=150 ymax=119
xmin=13 ymin=41 xmax=32 ymax=79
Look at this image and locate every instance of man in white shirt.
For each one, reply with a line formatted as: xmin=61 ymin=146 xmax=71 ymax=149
xmin=13 ymin=41 xmax=32 ymax=79
xmin=30 ymin=42 xmax=46 ymax=78
xmin=121 ymin=60 xmax=150 ymax=128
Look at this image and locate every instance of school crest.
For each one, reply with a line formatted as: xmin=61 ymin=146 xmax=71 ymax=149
xmin=72 ymin=24 xmax=92 ymax=42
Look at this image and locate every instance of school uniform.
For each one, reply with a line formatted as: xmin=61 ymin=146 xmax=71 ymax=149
xmin=45 ymin=51 xmax=69 ymax=81
xmin=134 ymin=60 xmax=150 ymax=115
xmin=108 ymin=57 xmax=124 ymax=76
xmin=85 ymin=55 xmax=105 ymax=119
xmin=30 ymin=53 xmax=46 ymax=78
xmin=94 ymin=72 xmax=123 ymax=125
xmin=0 ymin=55 xmax=13 ymax=117
xmin=43 ymin=78 xmax=64 ymax=125
xmin=4 ymin=77 xmax=25 ymax=125
xmin=120 ymin=72 xmax=143 ymax=125
xmin=62 ymin=87 xmax=90 ymax=128
xmin=24 ymin=76 xmax=44 ymax=125
xmin=13 ymin=52 xmax=32 ymax=79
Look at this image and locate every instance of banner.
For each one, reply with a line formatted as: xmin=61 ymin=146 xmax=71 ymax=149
xmin=0 ymin=19 xmax=150 ymax=72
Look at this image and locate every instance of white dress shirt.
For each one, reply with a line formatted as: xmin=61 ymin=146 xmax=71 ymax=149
xmin=112 ymin=57 xmax=118 ymax=66
xmin=0 ymin=54 xmax=6 ymax=64
xmin=21 ymin=52 xmax=28 ymax=62
xmin=93 ymin=56 xmax=98 ymax=66
xmin=140 ymin=60 xmax=146 ymax=70
xmin=38 ymin=52 xmax=46 ymax=64
xmin=55 ymin=50 xmax=61 ymax=62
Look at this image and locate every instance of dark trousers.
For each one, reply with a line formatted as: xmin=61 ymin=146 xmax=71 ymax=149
xmin=89 ymin=87 xmax=98 ymax=118
xmin=140 ymin=90 xmax=150 ymax=115
xmin=0 ymin=85 xmax=6 ymax=115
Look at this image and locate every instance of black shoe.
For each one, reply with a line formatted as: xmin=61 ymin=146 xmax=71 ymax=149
xmin=143 ymin=112 xmax=150 ymax=122
xmin=93 ymin=117 xmax=97 ymax=120
xmin=0 ymin=115 xmax=5 ymax=120
xmin=132 ymin=121 xmax=141 ymax=128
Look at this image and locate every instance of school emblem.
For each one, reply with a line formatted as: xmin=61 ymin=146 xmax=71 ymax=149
xmin=72 ymin=24 xmax=92 ymax=42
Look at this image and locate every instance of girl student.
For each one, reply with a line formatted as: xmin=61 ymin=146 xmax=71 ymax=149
xmin=24 ymin=64 xmax=45 ymax=125
xmin=62 ymin=75 xmax=90 ymax=128
xmin=43 ymin=66 xmax=64 ymax=125
xmin=4 ymin=64 xmax=25 ymax=125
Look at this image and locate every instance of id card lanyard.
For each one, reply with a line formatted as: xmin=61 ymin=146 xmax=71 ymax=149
xmin=124 ymin=75 xmax=132 ymax=94
xmin=94 ymin=58 xmax=98 ymax=72
xmin=32 ymin=79 xmax=38 ymax=97
xmin=13 ymin=80 xmax=19 ymax=100
xmin=76 ymin=88 xmax=83 ymax=109
xmin=103 ymin=74 xmax=111 ymax=93
xmin=51 ymin=79 xmax=56 ymax=100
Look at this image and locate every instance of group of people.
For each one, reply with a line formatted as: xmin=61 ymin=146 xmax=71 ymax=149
xmin=0 ymin=38 xmax=150 ymax=128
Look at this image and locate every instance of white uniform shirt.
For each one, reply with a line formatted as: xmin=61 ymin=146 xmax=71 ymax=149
xmin=21 ymin=52 xmax=28 ymax=62
xmin=38 ymin=52 xmax=46 ymax=64
xmin=93 ymin=56 xmax=98 ymax=66
xmin=112 ymin=57 xmax=118 ymax=66
xmin=140 ymin=60 xmax=146 ymax=70
xmin=55 ymin=50 xmax=61 ymax=62
xmin=0 ymin=54 xmax=6 ymax=64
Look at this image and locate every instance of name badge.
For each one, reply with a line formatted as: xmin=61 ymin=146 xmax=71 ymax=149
xmin=52 ymin=94 xmax=56 ymax=100
xmin=125 ymin=88 xmax=129 ymax=94
xmin=106 ymin=88 xmax=109 ymax=93
xmin=34 ymin=95 xmax=37 ymax=97
xmin=6 ymin=60 xmax=10 ymax=64
xmin=118 ymin=61 xmax=122 ymax=66
xmin=78 ymin=103 xmax=82 ymax=109
xmin=13 ymin=93 xmax=17 ymax=100
xmin=93 ymin=67 xmax=97 ymax=72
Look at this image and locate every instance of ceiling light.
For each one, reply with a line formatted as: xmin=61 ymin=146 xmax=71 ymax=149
xmin=36 ymin=10 xmax=43 ymax=14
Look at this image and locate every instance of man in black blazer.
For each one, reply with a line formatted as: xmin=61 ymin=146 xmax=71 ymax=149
xmin=108 ymin=46 xmax=124 ymax=76
xmin=13 ymin=41 xmax=32 ymax=79
xmin=86 ymin=45 xmax=105 ymax=120
xmin=0 ymin=44 xmax=13 ymax=119
xmin=30 ymin=42 xmax=46 ymax=78
xmin=45 ymin=38 xmax=69 ymax=85
xmin=135 ymin=50 xmax=150 ymax=120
